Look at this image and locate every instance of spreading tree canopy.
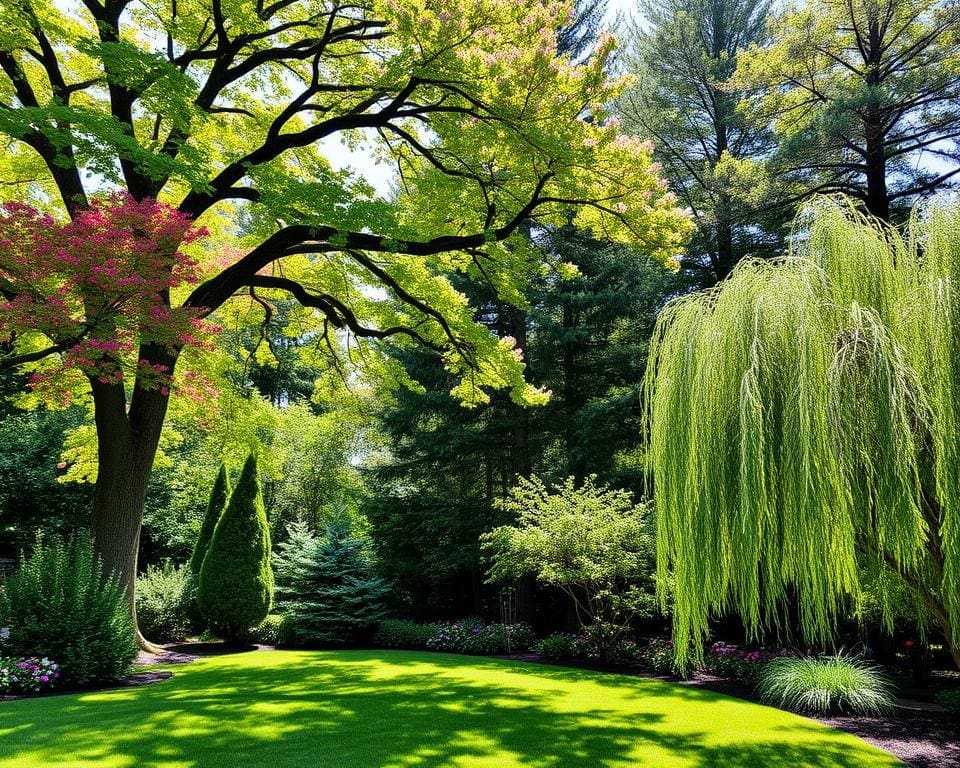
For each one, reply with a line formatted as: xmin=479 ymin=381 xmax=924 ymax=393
xmin=0 ymin=0 xmax=690 ymax=636
xmin=644 ymin=199 xmax=960 ymax=670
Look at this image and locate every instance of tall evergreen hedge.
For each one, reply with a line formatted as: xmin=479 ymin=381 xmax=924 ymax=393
xmin=197 ymin=454 xmax=273 ymax=642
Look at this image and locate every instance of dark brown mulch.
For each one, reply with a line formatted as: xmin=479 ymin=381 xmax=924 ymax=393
xmin=501 ymin=654 xmax=960 ymax=768
xmin=135 ymin=640 xmax=260 ymax=666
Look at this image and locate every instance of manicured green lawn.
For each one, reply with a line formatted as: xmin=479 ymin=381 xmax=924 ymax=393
xmin=0 ymin=650 xmax=901 ymax=767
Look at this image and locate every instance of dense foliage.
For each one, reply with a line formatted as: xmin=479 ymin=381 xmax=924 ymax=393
xmin=274 ymin=519 xmax=388 ymax=646
xmin=197 ymin=455 xmax=273 ymax=642
xmin=189 ymin=465 xmax=229 ymax=577
xmin=645 ymin=200 xmax=960 ymax=670
xmin=0 ymin=536 xmax=136 ymax=685
xmin=0 ymin=0 xmax=689 ymax=630
xmin=135 ymin=562 xmax=192 ymax=644
xmin=373 ymin=618 xmax=535 ymax=655
xmin=367 ymin=229 xmax=690 ymax=618
xmin=483 ymin=476 xmax=657 ymax=660
xmin=621 ymin=0 xmax=783 ymax=279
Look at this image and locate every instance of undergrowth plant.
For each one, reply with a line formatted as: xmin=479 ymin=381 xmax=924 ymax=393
xmin=757 ymin=653 xmax=896 ymax=715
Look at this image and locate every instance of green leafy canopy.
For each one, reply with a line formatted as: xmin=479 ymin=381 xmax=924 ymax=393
xmin=644 ymin=198 xmax=960 ymax=669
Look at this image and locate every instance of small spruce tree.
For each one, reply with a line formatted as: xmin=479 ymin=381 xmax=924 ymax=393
xmin=275 ymin=516 xmax=388 ymax=646
xmin=197 ymin=454 xmax=273 ymax=642
xmin=190 ymin=463 xmax=230 ymax=576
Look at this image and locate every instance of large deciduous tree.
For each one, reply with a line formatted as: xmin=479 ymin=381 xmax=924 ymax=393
xmin=0 ymin=0 xmax=689 ymax=640
xmin=733 ymin=0 xmax=960 ymax=221
xmin=644 ymin=199 xmax=960 ymax=670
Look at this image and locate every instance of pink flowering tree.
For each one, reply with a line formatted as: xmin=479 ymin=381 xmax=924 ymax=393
xmin=0 ymin=0 xmax=689 ymax=645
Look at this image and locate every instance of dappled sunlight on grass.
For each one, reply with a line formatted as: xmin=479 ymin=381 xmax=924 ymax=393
xmin=0 ymin=650 xmax=902 ymax=767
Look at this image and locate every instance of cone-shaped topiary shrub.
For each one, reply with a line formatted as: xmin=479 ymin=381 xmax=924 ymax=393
xmin=184 ymin=463 xmax=231 ymax=631
xmin=190 ymin=463 xmax=230 ymax=576
xmin=197 ymin=454 xmax=273 ymax=642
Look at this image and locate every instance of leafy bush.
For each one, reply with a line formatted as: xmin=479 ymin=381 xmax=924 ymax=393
xmin=636 ymin=637 xmax=677 ymax=674
xmin=933 ymin=688 xmax=960 ymax=713
xmin=425 ymin=619 xmax=535 ymax=655
xmin=373 ymin=619 xmax=444 ymax=649
xmin=757 ymin=653 xmax=896 ymax=715
xmin=136 ymin=562 xmax=192 ymax=643
xmin=0 ymin=656 xmax=60 ymax=694
xmin=250 ymin=614 xmax=289 ymax=646
xmin=483 ymin=476 xmax=658 ymax=661
xmin=274 ymin=518 xmax=388 ymax=646
xmin=198 ymin=454 xmax=273 ymax=642
xmin=536 ymin=632 xmax=580 ymax=660
xmin=0 ymin=535 xmax=137 ymax=686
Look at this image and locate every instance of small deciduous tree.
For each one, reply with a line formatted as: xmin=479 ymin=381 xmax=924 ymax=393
xmin=482 ymin=475 xmax=656 ymax=660
xmin=197 ymin=454 xmax=272 ymax=642
xmin=644 ymin=199 xmax=960 ymax=670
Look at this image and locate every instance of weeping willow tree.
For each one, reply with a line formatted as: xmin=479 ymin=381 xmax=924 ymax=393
xmin=644 ymin=198 xmax=960 ymax=671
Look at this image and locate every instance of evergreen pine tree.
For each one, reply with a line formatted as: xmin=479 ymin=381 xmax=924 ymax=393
xmin=197 ymin=454 xmax=273 ymax=642
xmin=275 ymin=516 xmax=388 ymax=646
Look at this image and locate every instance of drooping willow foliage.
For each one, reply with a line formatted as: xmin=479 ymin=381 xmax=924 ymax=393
xmin=644 ymin=198 xmax=960 ymax=670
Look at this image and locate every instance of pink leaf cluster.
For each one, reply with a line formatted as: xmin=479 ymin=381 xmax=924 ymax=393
xmin=0 ymin=194 xmax=211 ymax=396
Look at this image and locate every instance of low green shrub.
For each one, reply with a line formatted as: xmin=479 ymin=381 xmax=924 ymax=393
xmin=0 ymin=535 xmax=137 ymax=686
xmin=373 ymin=619 xmax=444 ymax=649
xmin=251 ymin=614 xmax=289 ymax=646
xmin=136 ymin=561 xmax=192 ymax=643
xmin=636 ymin=637 xmax=676 ymax=674
xmin=534 ymin=628 xmax=644 ymax=665
xmin=933 ymin=688 xmax=960 ymax=713
xmin=373 ymin=618 xmax=534 ymax=655
xmin=757 ymin=653 xmax=896 ymax=716
xmin=702 ymin=641 xmax=784 ymax=685
xmin=536 ymin=633 xmax=579 ymax=660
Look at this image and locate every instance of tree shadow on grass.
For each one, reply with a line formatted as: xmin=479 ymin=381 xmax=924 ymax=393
xmin=0 ymin=650 xmax=903 ymax=768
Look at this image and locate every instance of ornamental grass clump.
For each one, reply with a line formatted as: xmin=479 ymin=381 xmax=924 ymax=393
xmin=757 ymin=653 xmax=896 ymax=716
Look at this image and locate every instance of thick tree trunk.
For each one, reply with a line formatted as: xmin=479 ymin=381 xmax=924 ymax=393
xmin=88 ymin=348 xmax=176 ymax=652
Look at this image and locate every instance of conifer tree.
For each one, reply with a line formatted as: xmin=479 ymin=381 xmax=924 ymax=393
xmin=189 ymin=464 xmax=230 ymax=576
xmin=275 ymin=517 xmax=388 ymax=646
xmin=198 ymin=454 xmax=273 ymax=642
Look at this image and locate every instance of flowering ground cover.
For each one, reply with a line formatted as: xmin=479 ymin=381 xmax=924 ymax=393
xmin=0 ymin=650 xmax=901 ymax=767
